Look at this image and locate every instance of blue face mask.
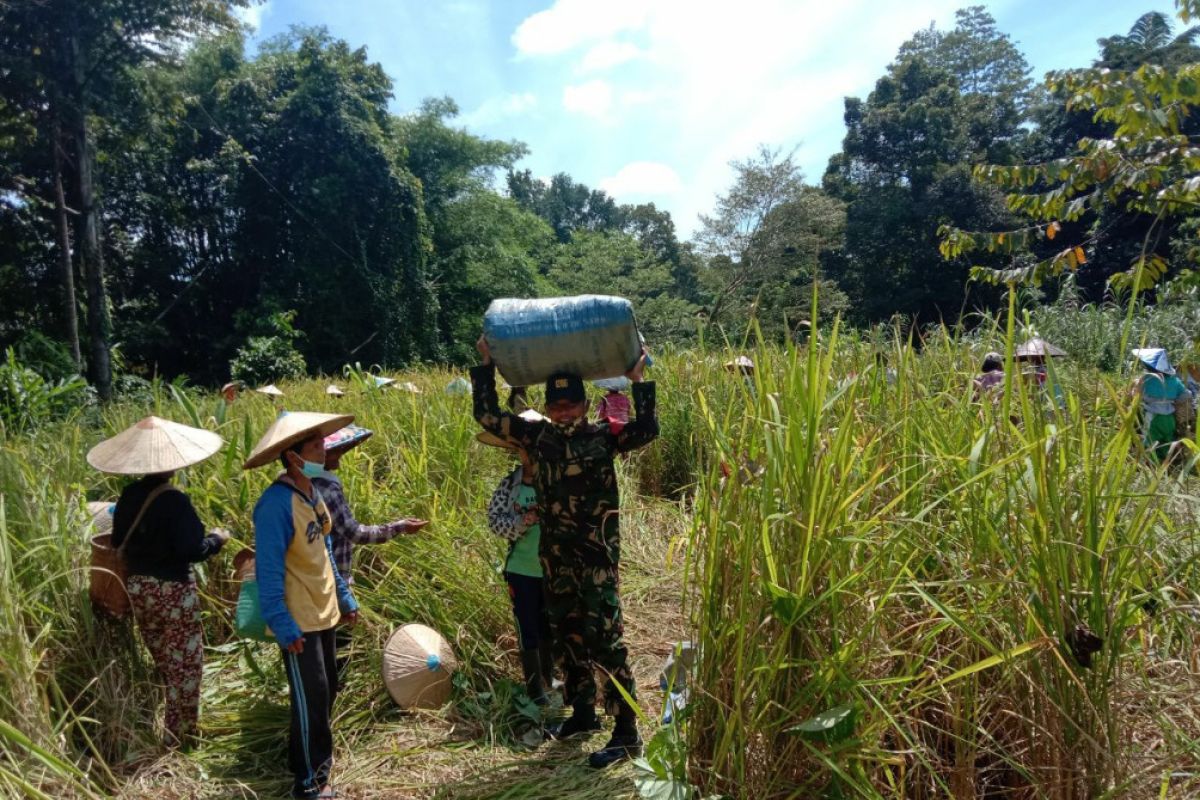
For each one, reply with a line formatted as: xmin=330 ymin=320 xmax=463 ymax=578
xmin=300 ymin=459 xmax=325 ymax=478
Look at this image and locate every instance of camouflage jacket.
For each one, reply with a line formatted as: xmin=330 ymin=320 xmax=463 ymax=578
xmin=470 ymin=363 xmax=658 ymax=566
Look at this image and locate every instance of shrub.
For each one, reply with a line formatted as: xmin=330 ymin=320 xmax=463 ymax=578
xmin=1028 ymin=277 xmax=1200 ymax=371
xmin=229 ymin=311 xmax=307 ymax=385
xmin=12 ymin=331 xmax=78 ymax=381
xmin=0 ymin=348 xmax=89 ymax=433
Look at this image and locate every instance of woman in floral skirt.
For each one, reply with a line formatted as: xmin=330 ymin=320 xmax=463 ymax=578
xmin=88 ymin=416 xmax=230 ymax=746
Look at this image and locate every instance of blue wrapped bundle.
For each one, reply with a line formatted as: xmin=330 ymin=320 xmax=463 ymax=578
xmin=483 ymin=295 xmax=642 ymax=387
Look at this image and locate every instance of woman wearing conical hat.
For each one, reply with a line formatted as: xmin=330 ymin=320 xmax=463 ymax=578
xmin=244 ymin=411 xmax=359 ymax=800
xmin=1132 ymin=348 xmax=1191 ymax=462
xmin=87 ymin=416 xmax=230 ymax=747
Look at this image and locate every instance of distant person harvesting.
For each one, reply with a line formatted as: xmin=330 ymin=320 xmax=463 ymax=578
xmin=1132 ymin=348 xmax=1191 ymax=462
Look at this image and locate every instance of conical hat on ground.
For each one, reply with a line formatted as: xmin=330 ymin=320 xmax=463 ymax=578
xmin=87 ymin=416 xmax=223 ymax=475
xmin=382 ymin=623 xmax=457 ymax=709
xmin=256 ymin=384 xmax=285 ymax=397
xmin=243 ymin=411 xmax=354 ymax=470
xmin=1014 ymin=338 xmax=1066 ymax=359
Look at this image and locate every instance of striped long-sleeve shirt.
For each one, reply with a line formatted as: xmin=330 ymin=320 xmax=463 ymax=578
xmin=311 ymin=472 xmax=410 ymax=582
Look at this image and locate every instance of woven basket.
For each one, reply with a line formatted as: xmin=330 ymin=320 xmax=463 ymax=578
xmin=89 ymin=533 xmax=130 ymax=617
xmin=1175 ymin=397 xmax=1195 ymax=437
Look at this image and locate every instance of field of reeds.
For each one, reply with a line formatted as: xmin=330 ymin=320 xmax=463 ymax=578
xmin=0 ymin=320 xmax=1197 ymax=799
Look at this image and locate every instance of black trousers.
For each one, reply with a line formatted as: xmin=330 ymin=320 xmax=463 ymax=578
xmin=281 ymin=628 xmax=338 ymax=798
xmin=505 ymin=571 xmax=551 ymax=651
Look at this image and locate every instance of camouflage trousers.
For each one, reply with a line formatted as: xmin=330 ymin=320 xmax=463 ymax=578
xmin=542 ymin=559 xmax=635 ymax=715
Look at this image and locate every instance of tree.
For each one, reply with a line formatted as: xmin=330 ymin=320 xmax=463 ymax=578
xmin=824 ymin=53 xmax=1014 ymax=323
xmin=698 ymin=146 xmax=846 ymax=337
xmin=395 ymin=98 xmax=535 ymax=362
xmin=898 ymin=6 xmax=1033 ymax=163
xmin=0 ymin=0 xmax=245 ymax=399
xmin=1014 ymin=9 xmax=1200 ymax=301
xmin=940 ymin=61 xmax=1200 ymax=293
xmin=507 ymin=170 xmax=622 ymax=242
xmin=428 ymin=190 xmax=554 ymax=363
xmin=97 ymin=28 xmax=437 ymax=380
xmin=1098 ymin=11 xmax=1200 ymax=69
xmin=543 ymin=231 xmax=701 ymax=344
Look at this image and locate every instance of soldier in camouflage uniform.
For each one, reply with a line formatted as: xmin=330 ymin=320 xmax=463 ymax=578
xmin=471 ymin=336 xmax=657 ymax=768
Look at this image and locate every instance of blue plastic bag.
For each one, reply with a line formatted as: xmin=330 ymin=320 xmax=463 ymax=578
xmin=484 ymin=295 xmax=642 ymax=386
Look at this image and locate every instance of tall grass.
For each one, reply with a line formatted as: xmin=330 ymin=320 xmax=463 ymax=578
xmin=686 ymin=320 xmax=1199 ymax=798
xmin=0 ymin=335 xmax=1195 ymax=798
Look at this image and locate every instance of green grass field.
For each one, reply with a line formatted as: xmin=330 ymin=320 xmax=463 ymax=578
xmin=0 ymin=327 xmax=1197 ymax=798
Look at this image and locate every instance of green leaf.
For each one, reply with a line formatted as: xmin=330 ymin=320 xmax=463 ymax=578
xmin=634 ymin=773 xmax=695 ymax=800
xmin=786 ymin=702 xmax=857 ymax=743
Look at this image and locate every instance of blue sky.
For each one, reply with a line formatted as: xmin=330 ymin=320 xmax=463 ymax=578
xmin=238 ymin=0 xmax=1172 ymax=238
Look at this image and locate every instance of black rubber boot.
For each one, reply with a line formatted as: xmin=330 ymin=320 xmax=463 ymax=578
xmin=544 ymin=704 xmax=602 ymax=740
xmin=587 ymin=732 xmax=643 ymax=769
xmin=519 ymin=649 xmax=547 ymax=705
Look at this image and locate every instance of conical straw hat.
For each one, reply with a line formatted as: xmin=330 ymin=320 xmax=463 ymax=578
xmin=476 ymin=431 xmax=519 ymax=450
xmin=243 ymin=411 xmax=354 ymax=470
xmin=1132 ymin=347 xmax=1175 ymax=375
xmin=256 ymin=384 xmax=285 ymax=397
xmin=326 ymin=384 xmax=345 ymax=396
xmin=87 ymin=500 xmax=116 ymax=537
xmin=382 ymin=623 xmax=457 ymax=709
xmin=724 ymin=355 xmax=755 ymax=372
xmin=87 ymin=416 xmax=223 ymax=475
xmin=323 ymin=424 xmax=372 ymax=454
xmin=474 ymin=410 xmax=546 ymax=450
xmin=1014 ymin=338 xmax=1066 ymax=359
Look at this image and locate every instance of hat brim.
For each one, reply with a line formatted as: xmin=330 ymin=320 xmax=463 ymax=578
xmin=325 ymin=427 xmax=373 ymax=454
xmin=475 ymin=431 xmax=520 ymax=451
xmin=243 ymin=413 xmax=355 ymax=469
xmin=87 ymin=416 xmax=224 ymax=474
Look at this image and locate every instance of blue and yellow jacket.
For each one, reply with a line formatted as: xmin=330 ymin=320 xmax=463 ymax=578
xmin=253 ymin=476 xmax=357 ymax=647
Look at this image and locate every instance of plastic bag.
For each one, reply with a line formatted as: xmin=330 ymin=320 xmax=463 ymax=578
xmin=484 ymin=295 xmax=642 ymax=386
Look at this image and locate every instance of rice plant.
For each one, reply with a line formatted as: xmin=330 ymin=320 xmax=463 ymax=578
xmin=0 ymin=331 xmax=1195 ymax=798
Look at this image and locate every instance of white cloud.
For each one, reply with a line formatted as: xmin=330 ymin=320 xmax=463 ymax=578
xmin=460 ymin=92 xmax=538 ymax=127
xmin=512 ymin=0 xmax=647 ymax=57
xmin=600 ymin=162 xmax=683 ymax=198
xmin=235 ymin=0 xmax=270 ymax=32
xmin=512 ymin=0 xmax=1019 ymax=236
xmin=580 ymin=41 xmax=643 ymax=72
xmin=562 ymin=80 xmax=614 ymax=118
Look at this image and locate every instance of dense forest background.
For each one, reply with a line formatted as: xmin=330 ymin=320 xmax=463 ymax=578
xmin=2 ymin=1 xmax=1198 ymax=395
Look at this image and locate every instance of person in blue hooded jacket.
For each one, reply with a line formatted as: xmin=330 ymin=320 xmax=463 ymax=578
xmin=245 ymin=411 xmax=359 ymax=800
